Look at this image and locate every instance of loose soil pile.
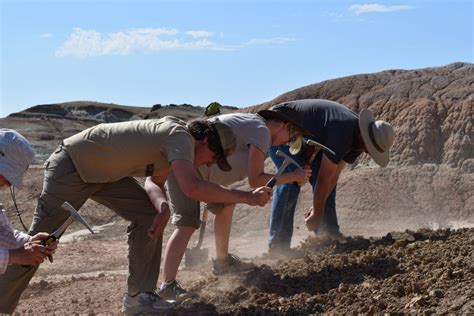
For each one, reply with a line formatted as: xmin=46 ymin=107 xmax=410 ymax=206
xmin=15 ymin=228 xmax=473 ymax=314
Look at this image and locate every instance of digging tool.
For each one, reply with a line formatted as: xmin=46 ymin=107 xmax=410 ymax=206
xmin=266 ymin=150 xmax=303 ymax=188
xmin=305 ymin=139 xmax=336 ymax=164
xmin=184 ymin=208 xmax=209 ymax=267
xmin=41 ymin=202 xmax=95 ymax=246
xmin=23 ymin=202 xmax=94 ymax=267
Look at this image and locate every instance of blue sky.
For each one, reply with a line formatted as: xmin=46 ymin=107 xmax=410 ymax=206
xmin=1 ymin=0 xmax=472 ymax=117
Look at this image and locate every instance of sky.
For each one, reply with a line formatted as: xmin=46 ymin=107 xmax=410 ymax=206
xmin=0 ymin=0 xmax=472 ymax=117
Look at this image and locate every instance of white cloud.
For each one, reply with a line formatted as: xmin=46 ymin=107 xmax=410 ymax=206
xmin=245 ymin=37 xmax=296 ymax=46
xmin=40 ymin=33 xmax=53 ymax=38
xmin=349 ymin=4 xmax=415 ymax=15
xmin=185 ymin=30 xmax=213 ymax=38
xmin=55 ymin=27 xmax=296 ymax=58
xmin=55 ymin=27 xmax=216 ymax=57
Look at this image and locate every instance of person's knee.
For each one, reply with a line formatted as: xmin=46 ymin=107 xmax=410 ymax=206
xmin=176 ymin=224 xmax=197 ymax=235
xmin=213 ymin=204 xmax=234 ymax=219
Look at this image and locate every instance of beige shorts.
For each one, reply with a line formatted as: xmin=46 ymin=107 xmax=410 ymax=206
xmin=166 ymin=169 xmax=239 ymax=229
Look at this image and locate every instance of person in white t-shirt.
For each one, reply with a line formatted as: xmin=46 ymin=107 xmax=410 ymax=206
xmin=159 ymin=108 xmax=313 ymax=301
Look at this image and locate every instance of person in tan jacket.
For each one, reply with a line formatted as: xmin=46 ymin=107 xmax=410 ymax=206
xmin=0 ymin=116 xmax=272 ymax=315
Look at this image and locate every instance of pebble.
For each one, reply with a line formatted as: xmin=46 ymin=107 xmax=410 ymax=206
xmin=429 ymin=289 xmax=444 ymax=298
xmin=405 ymin=296 xmax=426 ymax=308
xmin=338 ymin=283 xmax=349 ymax=292
xmin=378 ymin=300 xmax=387 ymax=309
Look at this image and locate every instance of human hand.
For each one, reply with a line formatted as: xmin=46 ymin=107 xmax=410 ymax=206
xmin=292 ymin=167 xmax=312 ymax=186
xmin=9 ymin=242 xmax=55 ymax=266
xmin=30 ymin=232 xmax=58 ymax=262
xmin=304 ymin=207 xmax=318 ymax=231
xmin=248 ymin=187 xmax=273 ymax=206
xmin=148 ymin=202 xmax=171 ymax=239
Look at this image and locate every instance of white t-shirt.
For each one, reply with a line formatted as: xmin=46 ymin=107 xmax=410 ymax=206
xmin=198 ymin=113 xmax=271 ymax=186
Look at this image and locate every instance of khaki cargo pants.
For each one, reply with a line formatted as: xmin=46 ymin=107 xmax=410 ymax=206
xmin=0 ymin=145 xmax=161 ymax=313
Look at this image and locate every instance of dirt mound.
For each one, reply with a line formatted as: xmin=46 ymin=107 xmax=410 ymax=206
xmin=15 ymin=228 xmax=473 ymax=314
xmin=245 ymin=62 xmax=474 ymax=170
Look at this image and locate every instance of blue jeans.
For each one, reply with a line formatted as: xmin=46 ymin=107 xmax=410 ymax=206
xmin=268 ymin=145 xmax=339 ymax=249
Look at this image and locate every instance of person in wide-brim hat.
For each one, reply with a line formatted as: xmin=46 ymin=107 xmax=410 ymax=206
xmin=263 ymin=99 xmax=396 ymax=259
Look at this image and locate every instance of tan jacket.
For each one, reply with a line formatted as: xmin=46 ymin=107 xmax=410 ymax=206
xmin=63 ymin=116 xmax=194 ymax=183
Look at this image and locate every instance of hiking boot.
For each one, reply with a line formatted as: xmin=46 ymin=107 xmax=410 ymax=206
xmin=158 ymin=280 xmax=197 ymax=301
xmin=122 ymin=291 xmax=175 ymax=315
xmin=212 ymin=253 xmax=255 ymax=275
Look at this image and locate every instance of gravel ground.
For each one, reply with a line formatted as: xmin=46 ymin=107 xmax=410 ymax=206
xmin=16 ymin=227 xmax=473 ymax=315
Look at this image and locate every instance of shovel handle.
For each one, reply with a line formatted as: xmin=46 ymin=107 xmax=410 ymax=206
xmin=196 ymin=209 xmax=208 ymax=248
xmin=202 ymin=208 xmax=208 ymax=222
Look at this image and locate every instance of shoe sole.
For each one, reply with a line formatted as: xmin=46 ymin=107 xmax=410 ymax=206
xmin=159 ymin=294 xmax=196 ymax=302
xmin=122 ymin=305 xmax=173 ymax=315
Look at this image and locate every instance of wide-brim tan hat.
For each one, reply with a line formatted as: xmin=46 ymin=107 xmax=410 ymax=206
xmin=359 ymin=109 xmax=395 ymax=167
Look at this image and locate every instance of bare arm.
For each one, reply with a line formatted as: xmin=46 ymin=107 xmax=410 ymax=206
xmin=145 ymin=174 xmax=169 ymax=213
xmin=145 ymin=175 xmax=171 ymax=239
xmin=171 ymin=159 xmax=272 ymax=206
xmin=305 ymin=154 xmax=346 ymax=231
xmin=247 ymin=145 xmax=311 ymax=188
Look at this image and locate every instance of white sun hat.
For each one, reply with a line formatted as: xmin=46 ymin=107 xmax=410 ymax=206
xmin=0 ymin=129 xmax=34 ymax=188
xmin=359 ymin=109 xmax=395 ymax=167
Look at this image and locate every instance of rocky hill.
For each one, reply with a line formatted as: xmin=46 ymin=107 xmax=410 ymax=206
xmin=245 ymin=62 xmax=474 ymax=170
xmin=1 ymin=63 xmax=472 ymax=314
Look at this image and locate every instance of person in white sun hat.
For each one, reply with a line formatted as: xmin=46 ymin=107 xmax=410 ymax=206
xmin=267 ymin=99 xmax=395 ymax=257
xmin=0 ymin=129 xmax=57 ymax=275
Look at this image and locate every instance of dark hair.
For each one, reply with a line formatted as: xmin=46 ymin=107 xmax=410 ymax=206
xmin=187 ymin=119 xmax=222 ymax=155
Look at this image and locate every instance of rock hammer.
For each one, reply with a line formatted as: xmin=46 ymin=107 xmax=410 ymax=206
xmin=305 ymin=139 xmax=335 ymax=164
xmin=23 ymin=202 xmax=94 ymax=267
xmin=266 ymin=150 xmax=303 ymax=188
xmin=40 ymin=202 xmax=94 ymax=247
